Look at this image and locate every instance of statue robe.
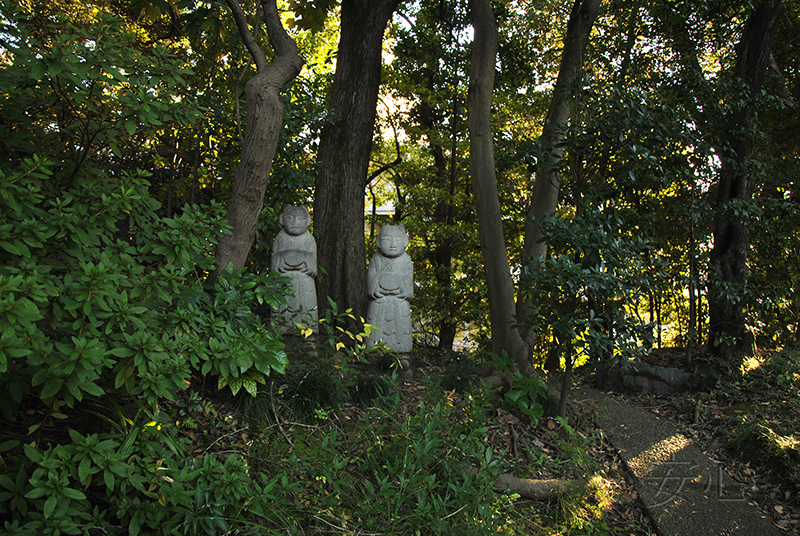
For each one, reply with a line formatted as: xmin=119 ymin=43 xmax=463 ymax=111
xmin=271 ymin=230 xmax=317 ymax=332
xmin=365 ymin=251 xmax=413 ymax=353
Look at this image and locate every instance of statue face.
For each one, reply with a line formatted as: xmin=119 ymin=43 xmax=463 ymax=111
xmin=377 ymin=226 xmax=408 ymax=258
xmin=280 ymin=206 xmax=310 ymax=236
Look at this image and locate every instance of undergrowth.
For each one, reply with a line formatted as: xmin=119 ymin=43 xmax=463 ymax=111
xmin=721 ymin=347 xmax=800 ymax=498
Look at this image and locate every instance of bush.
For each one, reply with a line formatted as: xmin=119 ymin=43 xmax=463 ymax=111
xmin=0 ymin=153 xmax=296 ymax=533
xmin=0 ymin=12 xmax=293 ymax=530
xmin=520 ymin=201 xmax=661 ymax=368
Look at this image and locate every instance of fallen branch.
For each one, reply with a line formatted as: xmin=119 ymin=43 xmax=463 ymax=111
xmin=465 ymin=467 xmax=590 ymax=500
xmin=493 ymin=473 xmax=590 ymax=500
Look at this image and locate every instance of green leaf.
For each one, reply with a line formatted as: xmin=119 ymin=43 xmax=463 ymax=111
xmin=81 ymin=381 xmax=105 ymax=397
xmin=129 ymin=514 xmax=141 ymax=536
xmin=109 ymin=347 xmax=136 ymax=358
xmin=40 ymin=378 xmax=64 ymax=399
xmin=104 ymin=469 xmax=115 ymax=491
xmin=25 ymin=486 xmax=48 ymax=500
xmin=44 ymin=494 xmax=57 ymax=518
xmin=61 ymin=487 xmax=86 ymax=500
xmin=30 ymin=61 xmax=46 ymax=80
xmin=0 ymin=241 xmax=19 ymax=255
xmin=78 ymin=456 xmax=92 ymax=483
xmin=0 ymin=440 xmax=20 ymax=452
xmin=0 ymin=474 xmax=15 ymax=492
xmin=14 ymin=299 xmax=42 ymax=323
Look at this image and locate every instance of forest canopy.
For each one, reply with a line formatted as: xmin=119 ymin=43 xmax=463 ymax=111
xmin=0 ymin=0 xmax=798 ymax=533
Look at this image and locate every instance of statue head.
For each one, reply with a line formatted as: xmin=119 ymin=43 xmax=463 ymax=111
xmin=377 ymin=224 xmax=409 ymax=258
xmin=279 ymin=205 xmax=311 ymax=236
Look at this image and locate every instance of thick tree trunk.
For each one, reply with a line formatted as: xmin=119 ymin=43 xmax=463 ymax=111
xmin=314 ymin=0 xmax=401 ymax=321
xmin=518 ymin=0 xmax=601 ymax=339
xmin=210 ymin=0 xmax=302 ymax=283
xmin=708 ymin=0 xmax=783 ymax=361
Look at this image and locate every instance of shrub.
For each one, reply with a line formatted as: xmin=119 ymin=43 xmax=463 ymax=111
xmin=0 ymin=154 xmax=296 ymax=534
xmin=0 ymin=11 xmax=293 ymax=531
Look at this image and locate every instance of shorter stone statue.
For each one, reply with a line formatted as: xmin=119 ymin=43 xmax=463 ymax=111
xmin=271 ymin=205 xmax=317 ymax=333
xmin=366 ymin=224 xmax=413 ymax=354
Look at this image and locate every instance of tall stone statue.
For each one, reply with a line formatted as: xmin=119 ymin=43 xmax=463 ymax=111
xmin=271 ymin=205 xmax=317 ymax=333
xmin=366 ymin=224 xmax=413 ymax=353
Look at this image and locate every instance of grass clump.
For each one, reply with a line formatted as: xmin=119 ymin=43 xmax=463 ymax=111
xmin=242 ymin=384 xmax=521 ymax=535
xmin=282 ymin=363 xmax=342 ymax=421
xmin=440 ymin=355 xmax=482 ymax=394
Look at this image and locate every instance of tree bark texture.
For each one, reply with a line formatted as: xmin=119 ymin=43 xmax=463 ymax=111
xmin=464 ymin=466 xmax=589 ymax=500
xmin=493 ymin=474 xmax=589 ymax=500
xmin=211 ymin=0 xmax=303 ymax=283
xmin=708 ymin=0 xmax=784 ymax=361
xmin=518 ymin=0 xmax=601 ymax=331
xmin=521 ymin=0 xmax=601 ymax=269
xmin=468 ymin=0 xmax=530 ymax=373
xmin=314 ymin=0 xmax=401 ymax=321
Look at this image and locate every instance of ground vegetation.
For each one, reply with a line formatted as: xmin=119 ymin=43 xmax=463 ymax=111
xmin=1 ymin=0 xmax=799 ymax=533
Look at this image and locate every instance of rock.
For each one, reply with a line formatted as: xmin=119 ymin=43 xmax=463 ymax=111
xmin=596 ymin=361 xmax=694 ymax=396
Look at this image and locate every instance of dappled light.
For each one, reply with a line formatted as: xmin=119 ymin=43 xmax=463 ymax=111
xmin=1 ymin=0 xmax=798 ymax=533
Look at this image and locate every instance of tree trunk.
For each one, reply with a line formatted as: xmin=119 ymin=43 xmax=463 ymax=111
xmin=468 ymin=0 xmax=530 ymax=373
xmin=210 ymin=0 xmax=302 ymax=283
xmin=427 ymin=107 xmax=459 ymax=352
xmin=687 ymin=181 xmax=696 ymax=365
xmin=518 ymin=0 xmax=601 ymax=339
xmin=708 ymin=0 xmax=784 ymax=362
xmin=314 ymin=0 xmax=401 ymax=321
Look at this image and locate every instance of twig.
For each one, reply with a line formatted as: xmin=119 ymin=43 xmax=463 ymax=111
xmin=202 ymin=427 xmax=249 ymax=455
xmin=441 ymin=504 xmax=468 ymax=520
xmin=510 ymin=423 xmax=519 ymax=460
xmin=270 ymin=384 xmax=294 ymax=447
xmin=312 ymin=515 xmax=346 ymax=531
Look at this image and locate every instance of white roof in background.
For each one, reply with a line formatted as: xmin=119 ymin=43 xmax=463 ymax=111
xmin=366 ymin=199 xmax=395 ymax=216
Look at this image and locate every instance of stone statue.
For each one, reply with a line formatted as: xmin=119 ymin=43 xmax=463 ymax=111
xmin=271 ymin=205 xmax=317 ymax=333
xmin=366 ymin=224 xmax=413 ymax=353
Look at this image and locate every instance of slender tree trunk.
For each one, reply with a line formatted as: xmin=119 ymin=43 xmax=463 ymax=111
xmin=423 ymin=102 xmax=459 ymax=351
xmin=708 ymin=0 xmax=784 ymax=362
xmin=468 ymin=0 xmax=530 ymax=372
xmin=314 ymin=0 xmax=401 ymax=321
xmin=210 ymin=0 xmax=302 ymax=283
xmin=687 ymin=184 xmax=696 ymax=365
xmin=518 ymin=0 xmax=601 ymax=341
xmin=616 ymin=4 xmax=640 ymax=84
xmin=558 ymin=339 xmax=574 ymax=418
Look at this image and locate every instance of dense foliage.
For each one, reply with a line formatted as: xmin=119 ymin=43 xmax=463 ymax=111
xmin=0 ymin=9 xmax=293 ymax=533
xmin=1 ymin=0 xmax=799 ymax=533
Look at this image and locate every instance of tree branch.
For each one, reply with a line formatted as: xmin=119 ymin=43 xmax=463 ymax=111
xmin=226 ymin=0 xmax=268 ymax=72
